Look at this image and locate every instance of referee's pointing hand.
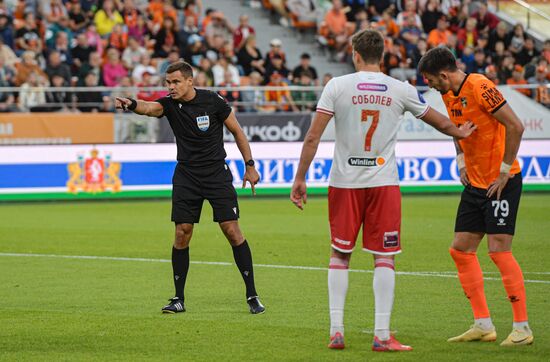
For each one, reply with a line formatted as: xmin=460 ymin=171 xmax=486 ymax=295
xmin=115 ymin=97 xmax=132 ymax=111
xmin=243 ymin=167 xmax=260 ymax=196
xmin=115 ymin=97 xmax=136 ymax=112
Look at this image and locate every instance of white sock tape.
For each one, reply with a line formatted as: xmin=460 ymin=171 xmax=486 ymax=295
xmin=500 ymin=162 xmax=512 ymax=174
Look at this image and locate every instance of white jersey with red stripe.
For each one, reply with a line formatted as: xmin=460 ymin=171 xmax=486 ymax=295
xmin=317 ymin=71 xmax=430 ymax=188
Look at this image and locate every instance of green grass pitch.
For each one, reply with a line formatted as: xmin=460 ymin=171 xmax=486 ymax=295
xmin=0 ymin=194 xmax=549 ymax=361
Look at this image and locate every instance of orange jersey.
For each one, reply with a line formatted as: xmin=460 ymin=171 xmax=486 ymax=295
xmin=427 ymin=29 xmax=451 ymax=48
xmin=324 ymin=9 xmax=347 ymax=35
xmin=442 ymin=73 xmax=521 ymax=189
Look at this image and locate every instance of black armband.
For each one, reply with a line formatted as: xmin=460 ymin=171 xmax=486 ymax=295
xmin=128 ymin=98 xmax=138 ymax=111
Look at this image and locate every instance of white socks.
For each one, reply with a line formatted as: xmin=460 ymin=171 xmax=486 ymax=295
xmin=475 ymin=319 xmax=529 ymax=331
xmin=474 ymin=318 xmax=529 ymax=331
xmin=513 ymin=321 xmax=530 ymax=330
xmin=475 ymin=317 xmax=495 ymax=331
xmin=373 ymin=257 xmax=395 ymax=341
xmin=329 ymin=255 xmax=397 ymax=340
xmin=328 ymin=256 xmax=349 ymax=336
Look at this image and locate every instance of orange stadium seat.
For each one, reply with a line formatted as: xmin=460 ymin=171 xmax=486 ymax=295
xmin=262 ymin=0 xmax=273 ymax=11
xmin=289 ymin=12 xmax=317 ymax=32
xmin=318 ymin=22 xmax=336 ymax=49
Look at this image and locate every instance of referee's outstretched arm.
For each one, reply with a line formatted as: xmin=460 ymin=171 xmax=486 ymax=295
xmin=224 ymin=110 xmax=260 ymax=195
xmin=115 ymin=97 xmax=164 ymax=118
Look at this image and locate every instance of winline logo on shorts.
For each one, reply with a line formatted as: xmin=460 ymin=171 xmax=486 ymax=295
xmin=348 ymin=157 xmax=385 ymax=167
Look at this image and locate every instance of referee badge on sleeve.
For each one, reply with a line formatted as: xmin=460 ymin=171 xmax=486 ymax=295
xmin=196 ymin=115 xmax=210 ymax=131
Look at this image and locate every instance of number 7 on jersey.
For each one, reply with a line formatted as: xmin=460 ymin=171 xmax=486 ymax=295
xmin=361 ymin=109 xmax=380 ymax=152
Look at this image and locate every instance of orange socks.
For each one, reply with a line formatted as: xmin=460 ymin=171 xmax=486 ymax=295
xmin=449 ymin=248 xmax=490 ymax=319
xmin=450 ymin=248 xmax=528 ymax=323
xmin=490 ymin=251 xmax=528 ymax=322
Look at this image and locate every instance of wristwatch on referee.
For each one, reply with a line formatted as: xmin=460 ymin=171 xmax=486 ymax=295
xmin=245 ymin=159 xmax=255 ymax=167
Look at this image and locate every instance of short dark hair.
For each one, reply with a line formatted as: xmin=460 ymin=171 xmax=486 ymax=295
xmin=166 ymin=60 xmax=193 ymax=78
xmin=351 ymin=29 xmax=384 ymax=64
xmin=418 ymin=46 xmax=458 ymax=75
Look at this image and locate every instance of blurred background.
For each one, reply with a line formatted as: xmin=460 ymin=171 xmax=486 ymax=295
xmin=0 ymin=0 xmax=548 ymax=200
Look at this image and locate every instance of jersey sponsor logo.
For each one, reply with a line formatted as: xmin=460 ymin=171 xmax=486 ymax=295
xmin=348 ymin=157 xmax=385 ymax=167
xmin=196 ymin=115 xmax=210 ymax=131
xmin=480 ymin=87 xmax=504 ymax=108
xmin=383 ymin=231 xmax=399 ymax=249
xmin=451 ymin=109 xmax=463 ymax=117
xmin=66 ymin=148 xmax=122 ymax=194
xmin=460 ymin=97 xmax=467 ymax=108
xmin=356 ymin=83 xmax=387 ymax=92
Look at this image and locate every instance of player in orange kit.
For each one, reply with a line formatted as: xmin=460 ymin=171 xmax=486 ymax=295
xmin=419 ymin=47 xmax=533 ymax=346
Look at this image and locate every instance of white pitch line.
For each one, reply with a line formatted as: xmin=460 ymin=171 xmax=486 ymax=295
xmin=1 ymin=252 xmax=549 ymax=284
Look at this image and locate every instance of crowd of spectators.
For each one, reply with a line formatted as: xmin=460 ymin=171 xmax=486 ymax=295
xmin=0 ymin=0 xmax=548 ymax=113
xmin=307 ymin=0 xmax=549 ymax=107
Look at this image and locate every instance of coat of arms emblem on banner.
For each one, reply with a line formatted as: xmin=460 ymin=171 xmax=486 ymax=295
xmin=67 ymin=148 xmax=122 ymax=193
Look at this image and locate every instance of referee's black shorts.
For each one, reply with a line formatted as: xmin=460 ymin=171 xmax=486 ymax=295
xmin=454 ymin=173 xmax=522 ymax=235
xmin=171 ymin=162 xmax=239 ymax=224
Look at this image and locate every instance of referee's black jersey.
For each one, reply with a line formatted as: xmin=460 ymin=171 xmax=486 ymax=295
xmin=156 ymin=89 xmax=232 ymax=165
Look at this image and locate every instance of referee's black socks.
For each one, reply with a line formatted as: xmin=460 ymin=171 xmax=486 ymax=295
xmin=232 ymin=240 xmax=258 ymax=298
xmin=172 ymin=246 xmax=189 ymax=301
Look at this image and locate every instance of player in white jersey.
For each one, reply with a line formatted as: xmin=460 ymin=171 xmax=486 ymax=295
xmin=291 ymin=30 xmax=476 ymax=352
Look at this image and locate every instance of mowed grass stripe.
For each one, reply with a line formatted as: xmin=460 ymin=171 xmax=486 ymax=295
xmin=1 ymin=196 xmax=549 ymax=361
xmin=1 ymin=252 xmax=549 ymax=284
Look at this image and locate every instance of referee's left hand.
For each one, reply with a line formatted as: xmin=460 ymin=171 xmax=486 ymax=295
xmin=243 ymin=167 xmax=260 ymax=196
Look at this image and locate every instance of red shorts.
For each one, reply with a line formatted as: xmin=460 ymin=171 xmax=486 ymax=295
xmin=328 ymin=186 xmax=401 ymax=255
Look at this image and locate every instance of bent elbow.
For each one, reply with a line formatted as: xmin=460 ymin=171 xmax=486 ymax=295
xmin=517 ymin=122 xmax=525 ymax=137
xmin=304 ymin=133 xmax=320 ymax=148
xmin=507 ymin=120 xmax=525 ymax=139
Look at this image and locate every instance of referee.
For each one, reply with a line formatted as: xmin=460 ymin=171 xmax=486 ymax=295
xmin=115 ymin=61 xmax=265 ymax=314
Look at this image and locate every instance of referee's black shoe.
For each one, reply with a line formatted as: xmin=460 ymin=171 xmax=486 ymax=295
xmin=247 ymin=296 xmax=265 ymax=314
xmin=162 ymin=297 xmax=185 ymax=314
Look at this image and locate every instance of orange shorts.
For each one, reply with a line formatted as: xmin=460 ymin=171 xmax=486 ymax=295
xmin=328 ymin=186 xmax=401 ymax=255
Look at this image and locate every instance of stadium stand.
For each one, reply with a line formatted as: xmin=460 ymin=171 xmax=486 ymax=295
xmin=0 ymin=0 xmax=548 ymax=114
